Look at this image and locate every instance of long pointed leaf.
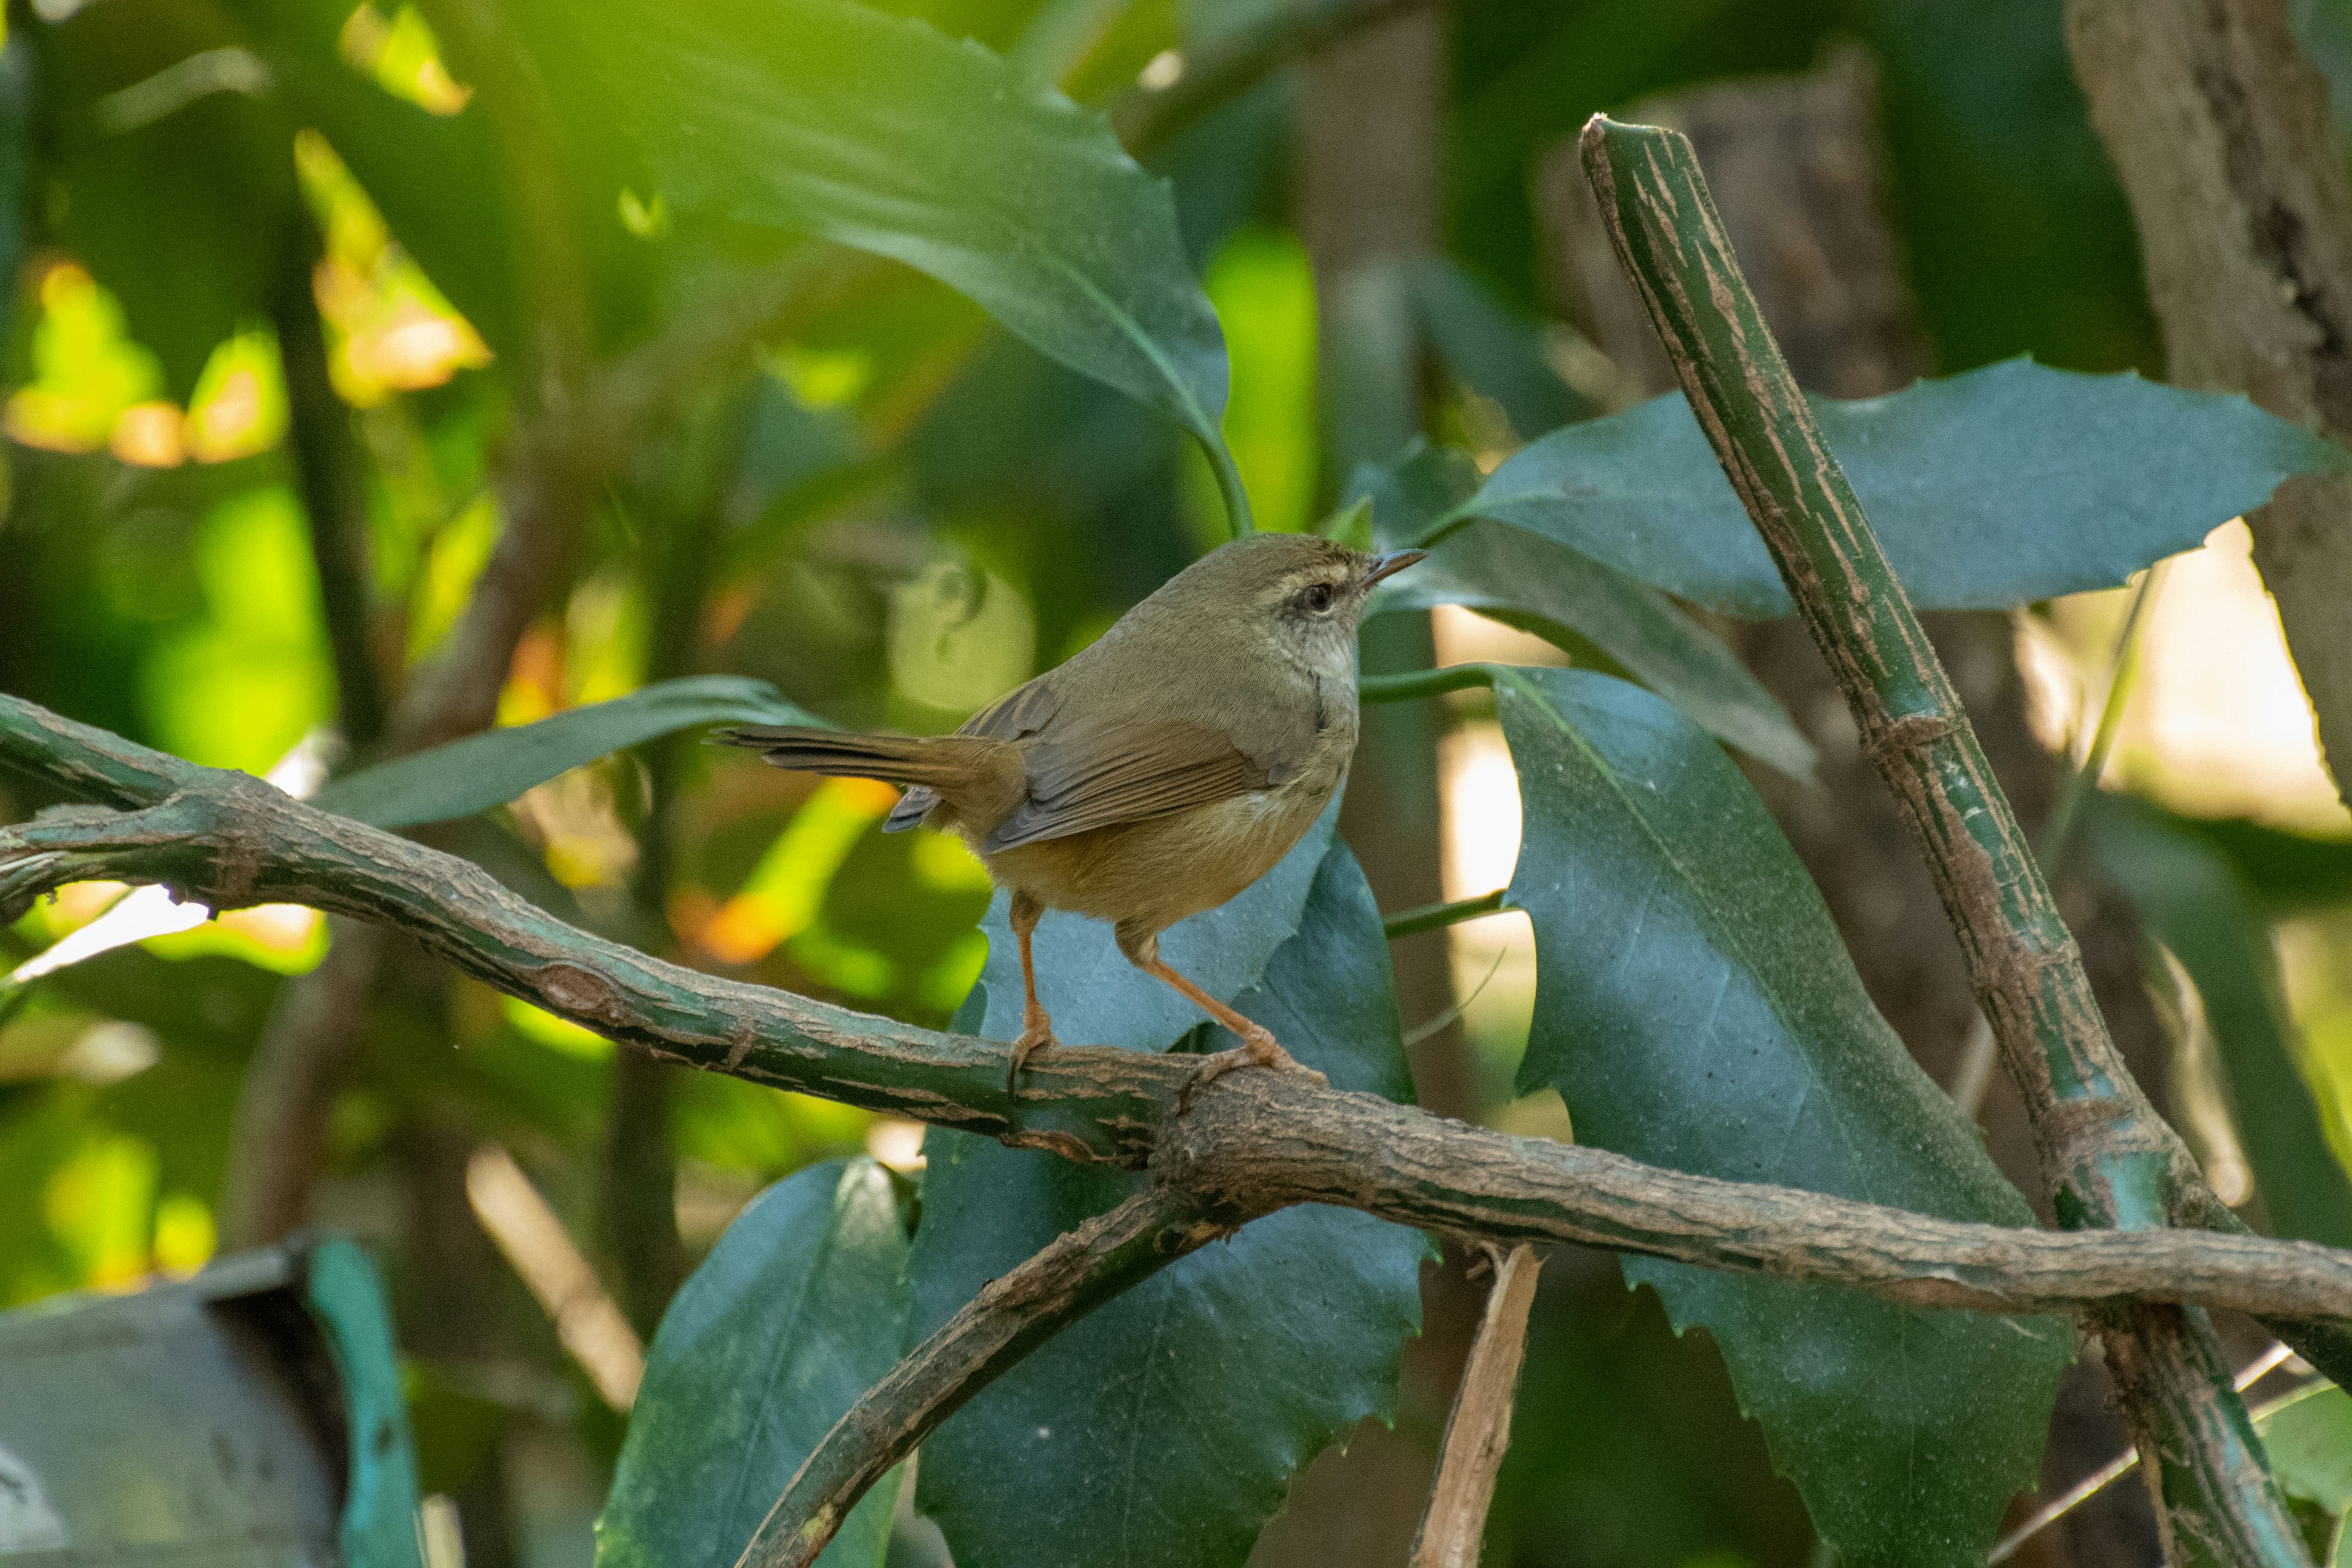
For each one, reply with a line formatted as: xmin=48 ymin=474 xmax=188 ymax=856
xmin=591 ymin=0 xmax=1250 ymax=529
xmin=313 ymin=676 xmax=821 ymax=829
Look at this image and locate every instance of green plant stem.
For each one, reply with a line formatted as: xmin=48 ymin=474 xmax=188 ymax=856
xmin=15 ymin=693 xmax=2352 ymax=1327
xmin=1384 ymin=887 xmax=1506 ymax=938
xmin=733 ymin=1187 xmax=1213 ymax=1568
xmin=1578 ymin=115 xmax=2304 ymax=1563
xmin=2040 ymin=559 xmax=2168 ymax=875
xmin=1360 ymin=665 xmax=1494 ymax=703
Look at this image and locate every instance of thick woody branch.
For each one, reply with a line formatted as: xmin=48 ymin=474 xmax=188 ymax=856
xmin=1577 ymin=115 xmax=2303 ymax=1561
xmin=734 ymin=1188 xmax=1215 ymax=1568
xmin=13 ymin=695 xmax=2352 ymax=1331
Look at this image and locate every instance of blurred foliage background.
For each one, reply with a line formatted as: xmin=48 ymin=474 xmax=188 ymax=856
xmin=7 ymin=0 xmax=2352 ymax=1564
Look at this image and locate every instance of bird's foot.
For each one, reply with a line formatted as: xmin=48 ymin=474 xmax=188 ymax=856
xmin=1175 ymin=1027 xmax=1326 ymax=1114
xmin=1006 ymin=1023 xmax=1061 ymax=1096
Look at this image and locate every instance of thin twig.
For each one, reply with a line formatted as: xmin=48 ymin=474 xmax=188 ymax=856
xmin=2039 ymin=559 xmax=2168 ymax=875
xmin=15 ymin=695 xmax=2352 ymax=1329
xmin=734 ymin=1187 xmax=1213 ymax=1568
xmin=1988 ymin=1343 xmax=2310 ymax=1565
xmin=1385 ymin=887 xmax=1506 ymax=938
xmin=1409 ymin=1243 xmax=1544 ymax=1568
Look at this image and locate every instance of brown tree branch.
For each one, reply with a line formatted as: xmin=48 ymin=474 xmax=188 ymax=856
xmin=2066 ymin=0 xmax=2352 ymax=811
xmin=13 ymin=695 xmax=2352 ymax=1331
xmin=1408 ymin=1243 xmax=1542 ymax=1568
xmin=734 ymin=1187 xmax=1215 ymax=1568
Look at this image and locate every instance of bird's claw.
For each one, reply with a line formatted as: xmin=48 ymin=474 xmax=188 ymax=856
xmin=1174 ymin=1034 xmax=1326 ymax=1115
xmin=1006 ymin=1025 xmax=1061 ymax=1096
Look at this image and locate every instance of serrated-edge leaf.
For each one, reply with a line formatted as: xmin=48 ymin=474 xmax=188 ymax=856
xmin=910 ymin=832 xmax=1423 ymax=1568
xmin=1450 ymin=358 xmax=2352 ymax=617
xmin=314 ymin=675 xmax=823 ymax=829
xmin=596 ymin=1157 xmax=911 ymax=1568
xmin=1492 ymin=665 xmax=2067 ymax=1567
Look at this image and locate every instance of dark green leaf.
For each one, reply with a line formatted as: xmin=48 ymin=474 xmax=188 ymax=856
xmin=1494 ymin=665 xmax=2068 ymax=1568
xmin=41 ymin=10 xmax=295 ymax=398
xmin=225 ymin=0 xmax=519 ymax=356
xmin=589 ymin=0 xmax=1248 ymax=526
xmin=2265 ymin=1388 xmax=2352 ymax=1514
xmin=1408 ymin=255 xmax=1591 ymax=439
xmin=2083 ymin=792 xmax=2352 ymax=1249
xmin=1393 ymin=521 xmax=1814 ymax=780
xmin=1453 ymin=360 xmax=2352 ymax=617
xmin=1355 ymin=444 xmax=1813 ymax=781
xmin=313 ymin=675 xmax=824 ymax=829
xmin=910 ymin=823 xmax=1426 ymax=1568
xmin=597 ymin=1157 xmax=912 ymax=1568
xmin=2120 ymin=804 xmax=2352 ymax=917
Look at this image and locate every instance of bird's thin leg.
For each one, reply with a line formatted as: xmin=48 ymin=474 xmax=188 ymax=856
xmin=1117 ymin=929 xmax=1328 ymax=1110
xmin=1006 ymin=891 xmax=1060 ymax=1095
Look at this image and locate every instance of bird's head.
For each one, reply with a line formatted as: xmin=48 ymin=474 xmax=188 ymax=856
xmin=1167 ymin=532 xmax=1427 ymax=677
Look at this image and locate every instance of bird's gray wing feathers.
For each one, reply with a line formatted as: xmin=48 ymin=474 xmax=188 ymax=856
xmin=881 ymin=674 xmax=1065 ymax=832
xmin=982 ymin=720 xmax=1269 ymax=851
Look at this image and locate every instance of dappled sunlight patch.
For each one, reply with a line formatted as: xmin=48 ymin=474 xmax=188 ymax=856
xmin=296 ymin=129 xmax=489 ymax=406
xmin=141 ymin=489 xmax=335 ymax=772
xmin=6 ymin=263 xmax=163 ymax=454
xmin=698 ymin=777 xmax=899 ymax=965
xmin=2030 ymin=521 xmax=2351 ymax=834
xmin=337 ymin=2 xmax=472 ymax=114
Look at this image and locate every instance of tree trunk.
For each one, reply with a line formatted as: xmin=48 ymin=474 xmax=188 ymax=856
xmin=2067 ymin=0 xmax=2352 ymax=810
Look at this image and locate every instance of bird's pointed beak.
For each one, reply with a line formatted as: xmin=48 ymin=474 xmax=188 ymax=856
xmin=1362 ymin=549 xmax=1428 ymax=588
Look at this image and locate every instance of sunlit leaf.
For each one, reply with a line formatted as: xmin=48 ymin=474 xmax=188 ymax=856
xmin=597 ymin=1157 xmax=911 ymax=1568
xmin=1492 ymin=665 xmax=2068 ymax=1568
xmin=586 ymin=0 xmax=1250 ymax=527
xmin=910 ymin=817 xmax=1427 ymax=1568
xmin=2264 ymin=1387 xmax=2352 ymax=1515
xmin=313 ymin=675 xmax=824 ymax=829
xmin=1448 ymin=360 xmax=2352 ymax=617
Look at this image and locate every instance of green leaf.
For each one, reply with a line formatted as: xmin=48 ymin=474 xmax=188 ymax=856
xmin=1407 ymin=255 xmax=1591 ymax=440
xmin=1453 ymin=360 xmax=2352 ymax=617
xmin=2264 ymin=1388 xmax=2352 ymax=1515
xmin=313 ymin=675 xmax=823 ymax=829
xmin=596 ymin=1157 xmax=912 ymax=1568
xmin=2083 ymin=792 xmax=2352 ymax=1249
xmin=589 ymin=0 xmax=1249 ymax=529
xmin=1355 ymin=445 xmax=1814 ymax=781
xmin=225 ymin=0 xmax=519 ymax=356
xmin=909 ymin=823 xmax=1426 ymax=1568
xmin=41 ymin=12 xmax=295 ymax=399
xmin=1492 ymin=665 xmax=2070 ymax=1568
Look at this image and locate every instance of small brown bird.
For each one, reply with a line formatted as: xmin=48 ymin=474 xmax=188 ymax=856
xmin=717 ymin=532 xmax=1425 ymax=1097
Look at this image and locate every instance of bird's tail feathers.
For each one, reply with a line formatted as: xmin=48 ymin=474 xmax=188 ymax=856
xmin=713 ymin=726 xmax=1003 ymax=794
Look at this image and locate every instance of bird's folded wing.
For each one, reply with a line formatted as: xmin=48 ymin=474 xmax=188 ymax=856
xmin=982 ymin=720 xmax=1270 ymax=851
xmin=882 ymin=674 xmax=1065 ymax=832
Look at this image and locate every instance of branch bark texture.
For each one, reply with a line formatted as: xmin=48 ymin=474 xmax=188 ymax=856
xmin=2066 ymin=0 xmax=2352 ymax=808
xmin=1575 ymin=115 xmax=2304 ymax=1564
xmin=736 ymin=1188 xmax=1213 ymax=1568
xmin=12 ymin=695 xmax=2352 ymax=1330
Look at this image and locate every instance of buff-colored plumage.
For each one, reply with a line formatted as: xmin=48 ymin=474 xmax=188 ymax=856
xmin=717 ymin=532 xmax=1424 ymax=1096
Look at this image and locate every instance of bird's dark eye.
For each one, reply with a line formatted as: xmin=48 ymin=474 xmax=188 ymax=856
xmin=1303 ymin=582 xmax=1336 ymax=614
